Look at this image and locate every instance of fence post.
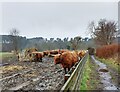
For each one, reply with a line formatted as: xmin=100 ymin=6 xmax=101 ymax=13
xmin=64 ymin=74 xmax=71 ymax=83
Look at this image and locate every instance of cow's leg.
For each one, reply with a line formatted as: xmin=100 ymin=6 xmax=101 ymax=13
xmin=64 ymin=68 xmax=67 ymax=74
xmin=68 ymin=68 xmax=70 ymax=72
xmin=37 ymin=57 xmax=39 ymax=61
xmin=40 ymin=58 xmax=42 ymax=62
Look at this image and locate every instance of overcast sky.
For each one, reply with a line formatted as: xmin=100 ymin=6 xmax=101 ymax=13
xmin=1 ymin=2 xmax=118 ymax=39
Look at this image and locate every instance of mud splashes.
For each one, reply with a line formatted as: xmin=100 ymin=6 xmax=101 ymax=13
xmin=91 ymin=55 xmax=119 ymax=90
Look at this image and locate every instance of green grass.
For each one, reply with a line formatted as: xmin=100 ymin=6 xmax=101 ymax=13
xmin=96 ymin=57 xmax=120 ymax=73
xmin=0 ymin=52 xmax=14 ymax=59
xmin=80 ymin=56 xmax=102 ymax=90
xmin=80 ymin=56 xmax=91 ymax=90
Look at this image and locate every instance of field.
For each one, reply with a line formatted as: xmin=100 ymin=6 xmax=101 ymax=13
xmin=0 ymin=52 xmax=64 ymax=90
xmin=0 ymin=47 xmax=119 ymax=91
xmin=0 ymin=52 xmax=14 ymax=59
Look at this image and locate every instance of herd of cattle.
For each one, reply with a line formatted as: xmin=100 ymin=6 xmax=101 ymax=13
xmin=18 ymin=48 xmax=87 ymax=73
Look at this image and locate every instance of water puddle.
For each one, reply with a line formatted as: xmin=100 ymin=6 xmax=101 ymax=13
xmin=99 ymin=69 xmax=108 ymax=72
xmin=91 ymin=55 xmax=119 ymax=90
xmin=0 ymin=63 xmax=9 ymax=67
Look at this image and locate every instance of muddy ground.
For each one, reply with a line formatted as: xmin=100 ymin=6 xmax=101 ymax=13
xmin=102 ymin=61 xmax=120 ymax=89
xmin=0 ymin=56 xmax=64 ymax=91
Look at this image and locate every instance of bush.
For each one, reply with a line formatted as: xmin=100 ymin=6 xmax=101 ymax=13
xmin=96 ymin=44 xmax=120 ymax=59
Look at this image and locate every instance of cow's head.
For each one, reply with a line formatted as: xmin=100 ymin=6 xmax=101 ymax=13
xmin=53 ymin=53 xmax=62 ymax=65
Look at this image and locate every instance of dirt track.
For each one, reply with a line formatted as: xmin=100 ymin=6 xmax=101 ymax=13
xmin=91 ymin=56 xmax=119 ymax=90
xmin=0 ymin=56 xmax=64 ymax=90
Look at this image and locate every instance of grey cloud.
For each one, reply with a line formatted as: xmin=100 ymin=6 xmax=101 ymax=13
xmin=1 ymin=2 xmax=117 ymax=39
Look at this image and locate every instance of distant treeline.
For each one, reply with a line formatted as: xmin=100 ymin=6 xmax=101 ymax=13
xmin=1 ymin=35 xmax=96 ymax=52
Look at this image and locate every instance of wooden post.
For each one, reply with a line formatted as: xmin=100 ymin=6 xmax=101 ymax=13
xmin=75 ymin=62 xmax=78 ymax=67
xmin=64 ymin=74 xmax=70 ymax=83
xmin=72 ymin=66 xmax=76 ymax=72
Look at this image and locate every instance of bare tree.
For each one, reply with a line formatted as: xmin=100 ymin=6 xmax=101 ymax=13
xmin=88 ymin=19 xmax=117 ymax=45
xmin=9 ymin=28 xmax=19 ymax=54
xmin=70 ymin=36 xmax=82 ymax=50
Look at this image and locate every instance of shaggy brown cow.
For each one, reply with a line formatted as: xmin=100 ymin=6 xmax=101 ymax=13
xmin=32 ymin=52 xmax=44 ymax=62
xmin=59 ymin=49 xmax=69 ymax=54
xmin=49 ymin=50 xmax=59 ymax=55
xmin=48 ymin=49 xmax=61 ymax=57
xmin=25 ymin=48 xmax=38 ymax=57
xmin=54 ymin=51 xmax=79 ymax=73
xmin=43 ymin=50 xmax=49 ymax=56
xmin=78 ymin=50 xmax=86 ymax=60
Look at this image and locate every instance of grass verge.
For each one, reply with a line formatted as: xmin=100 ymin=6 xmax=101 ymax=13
xmin=96 ymin=57 xmax=120 ymax=73
xmin=80 ymin=55 xmax=101 ymax=90
xmin=80 ymin=56 xmax=90 ymax=90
